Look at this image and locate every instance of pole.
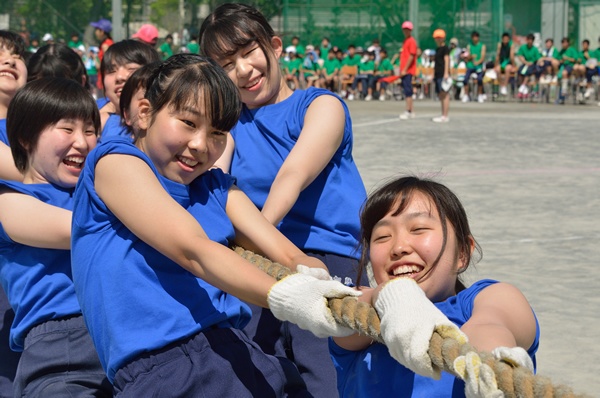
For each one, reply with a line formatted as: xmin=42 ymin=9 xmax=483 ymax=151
xmin=112 ymin=0 xmax=124 ymax=41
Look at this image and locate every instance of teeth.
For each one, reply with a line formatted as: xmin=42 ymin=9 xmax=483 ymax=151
xmin=392 ymin=265 xmax=421 ymax=276
xmin=245 ymin=77 xmax=260 ymax=88
xmin=178 ymin=156 xmax=198 ymax=167
xmin=64 ymin=156 xmax=84 ymax=164
xmin=0 ymin=71 xmax=16 ymax=79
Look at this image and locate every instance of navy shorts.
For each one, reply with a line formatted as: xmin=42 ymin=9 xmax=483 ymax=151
xmin=244 ymin=252 xmax=365 ymax=398
xmin=464 ymin=68 xmax=483 ymax=85
xmin=518 ymin=64 xmax=536 ymax=76
xmin=15 ymin=315 xmax=111 ymax=397
xmin=401 ymin=74 xmax=413 ymax=97
xmin=434 ymin=77 xmax=443 ymax=94
xmin=113 ymin=327 xmax=310 ymax=397
xmin=0 ymin=287 xmax=20 ymax=398
xmin=562 ymin=65 xmax=574 ymax=74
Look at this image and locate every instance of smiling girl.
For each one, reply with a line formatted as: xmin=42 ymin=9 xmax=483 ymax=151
xmin=330 ymin=176 xmax=539 ymax=397
xmin=97 ymin=40 xmax=160 ymax=142
xmin=70 ymin=54 xmax=359 ymax=396
xmin=199 ymin=5 xmax=367 ymax=395
xmin=0 ymin=78 xmax=111 ymax=397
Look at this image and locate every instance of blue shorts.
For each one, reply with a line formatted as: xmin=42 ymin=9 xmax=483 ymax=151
xmin=464 ymin=68 xmax=483 ymax=85
xmin=518 ymin=64 xmax=536 ymax=76
xmin=434 ymin=77 xmax=443 ymax=94
xmin=0 ymin=287 xmax=20 ymax=398
xmin=401 ymin=74 xmax=413 ymax=97
xmin=15 ymin=315 xmax=111 ymax=397
xmin=113 ymin=327 xmax=309 ymax=397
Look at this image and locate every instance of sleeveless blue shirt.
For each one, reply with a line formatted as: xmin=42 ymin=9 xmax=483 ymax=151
xmin=329 ymin=280 xmax=540 ymax=397
xmin=0 ymin=181 xmax=81 ymax=351
xmin=71 ymin=139 xmax=251 ymax=382
xmin=0 ymin=119 xmax=7 ymax=145
xmin=229 ymin=88 xmax=366 ymax=259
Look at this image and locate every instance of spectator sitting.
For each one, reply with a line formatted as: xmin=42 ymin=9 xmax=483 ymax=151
xmin=537 ymin=38 xmax=560 ymax=84
xmin=516 ymin=33 xmax=541 ymax=97
xmin=302 ymin=50 xmax=321 ymax=88
xmin=557 ymin=37 xmax=581 ymax=104
xmin=376 ymin=49 xmax=395 ymax=100
xmin=494 ymin=32 xmax=515 ymax=96
xmin=348 ymin=50 xmax=376 ymax=101
xmin=462 ymin=31 xmax=486 ymax=103
xmin=319 ymin=48 xmax=341 ymax=92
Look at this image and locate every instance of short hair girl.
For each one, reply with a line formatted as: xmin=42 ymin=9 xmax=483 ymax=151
xmin=0 ymin=77 xmax=111 ymax=397
xmin=70 ymin=54 xmax=359 ymax=396
xmin=331 ymin=176 xmax=539 ymax=396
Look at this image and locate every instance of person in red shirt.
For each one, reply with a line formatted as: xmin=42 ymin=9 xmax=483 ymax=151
xmin=399 ymin=21 xmax=417 ymax=120
xmin=90 ymin=18 xmax=113 ymax=91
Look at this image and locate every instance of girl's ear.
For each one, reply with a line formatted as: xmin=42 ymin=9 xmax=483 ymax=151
xmin=458 ymin=236 xmax=476 ymax=271
xmin=271 ymin=36 xmax=284 ymax=58
xmin=137 ymin=99 xmax=152 ymax=131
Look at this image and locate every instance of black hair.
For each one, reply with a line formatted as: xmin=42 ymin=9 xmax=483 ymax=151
xmin=100 ymin=39 xmax=161 ymax=81
xmin=199 ymin=3 xmax=276 ymax=78
xmin=7 ymin=78 xmax=100 ymax=173
xmin=502 ymin=32 xmax=510 ymax=39
xmin=357 ymin=176 xmax=482 ymax=292
xmin=545 ymin=38 xmax=554 ymax=44
xmin=582 ymin=39 xmax=590 ymax=46
xmin=119 ymin=61 xmax=161 ymax=136
xmin=561 ymin=37 xmax=570 ymax=44
xmin=165 ymin=34 xmax=173 ymax=41
xmin=27 ymin=43 xmax=90 ymax=90
xmin=0 ymin=30 xmax=26 ymax=58
xmin=526 ymin=33 xmax=535 ymax=41
xmin=471 ymin=31 xmax=480 ymax=38
xmin=143 ymin=54 xmax=241 ymax=133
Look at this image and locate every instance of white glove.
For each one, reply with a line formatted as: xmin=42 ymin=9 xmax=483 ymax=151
xmin=374 ymin=278 xmax=468 ymax=379
xmin=296 ymin=264 xmax=331 ymax=280
xmin=454 ymin=351 xmax=504 ymax=398
xmin=267 ymin=273 xmax=361 ymax=338
xmin=492 ymin=346 xmax=534 ymax=373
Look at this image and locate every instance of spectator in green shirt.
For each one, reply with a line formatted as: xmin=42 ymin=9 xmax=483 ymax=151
xmin=284 ymin=50 xmax=302 ymax=90
xmin=291 ymin=36 xmax=305 ymax=58
xmin=557 ymin=37 xmax=582 ymax=103
xmin=342 ymin=44 xmax=362 ymax=67
xmin=516 ymin=33 xmax=541 ymax=96
xmin=575 ymin=39 xmax=599 ymax=99
xmin=348 ymin=51 xmax=376 ymax=100
xmin=376 ymin=49 xmax=395 ymax=100
xmin=159 ymin=34 xmax=174 ymax=60
xmin=537 ymin=38 xmax=560 ymax=83
xmin=301 ymin=50 xmax=321 ymax=88
xmin=319 ymin=49 xmax=340 ymax=92
xmin=68 ymin=33 xmax=84 ymax=50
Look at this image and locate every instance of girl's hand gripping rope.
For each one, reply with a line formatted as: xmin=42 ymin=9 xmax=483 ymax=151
xmin=491 ymin=346 xmax=534 ymax=372
xmin=267 ymin=273 xmax=361 ymax=338
xmin=374 ymin=278 xmax=468 ymax=379
xmin=454 ymin=352 xmax=504 ymax=398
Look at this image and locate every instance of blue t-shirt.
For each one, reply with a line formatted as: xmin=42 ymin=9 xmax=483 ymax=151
xmin=0 ymin=181 xmax=81 ymax=351
xmin=229 ymin=88 xmax=366 ymax=259
xmin=99 ymin=113 xmax=132 ymax=143
xmin=0 ymin=119 xmax=7 ymax=145
xmin=329 ymin=280 xmax=540 ymax=397
xmin=96 ymin=97 xmax=132 ymax=143
xmin=71 ymin=139 xmax=251 ymax=382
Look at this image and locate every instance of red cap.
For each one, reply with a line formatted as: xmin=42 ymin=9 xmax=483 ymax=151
xmin=132 ymin=24 xmax=159 ymax=44
xmin=402 ymin=21 xmax=413 ymax=30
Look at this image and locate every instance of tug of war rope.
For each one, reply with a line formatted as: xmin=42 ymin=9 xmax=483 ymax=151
xmin=234 ymin=246 xmax=589 ymax=398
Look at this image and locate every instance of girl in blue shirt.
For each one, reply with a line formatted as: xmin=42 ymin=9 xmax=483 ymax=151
xmin=330 ymin=176 xmax=539 ymax=397
xmin=70 ymin=54 xmax=359 ymax=397
xmin=0 ymin=78 xmax=111 ymax=397
xmin=199 ymin=5 xmax=367 ymax=395
xmin=97 ymin=40 xmax=160 ymax=142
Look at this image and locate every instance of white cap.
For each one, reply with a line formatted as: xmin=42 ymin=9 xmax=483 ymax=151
xmin=42 ymin=33 xmax=53 ymax=42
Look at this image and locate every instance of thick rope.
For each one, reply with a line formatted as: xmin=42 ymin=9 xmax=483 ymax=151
xmin=234 ymin=247 xmax=590 ymax=398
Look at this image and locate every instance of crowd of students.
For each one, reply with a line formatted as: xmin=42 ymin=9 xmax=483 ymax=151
xmin=279 ymin=29 xmax=600 ymax=112
xmin=1 ymin=4 xmax=543 ymax=397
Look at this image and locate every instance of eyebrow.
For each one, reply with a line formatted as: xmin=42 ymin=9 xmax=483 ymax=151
xmin=373 ymin=211 xmax=435 ymax=228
